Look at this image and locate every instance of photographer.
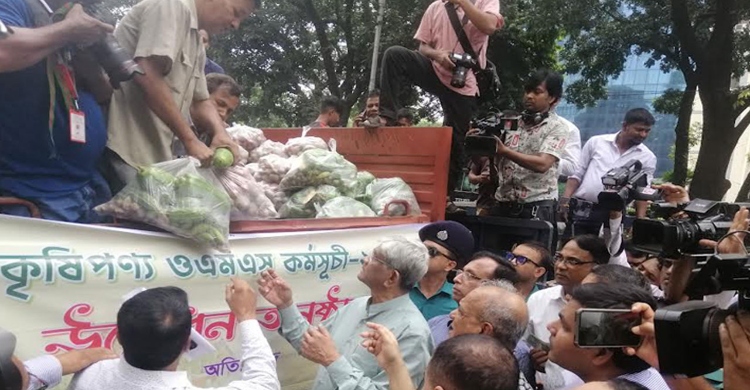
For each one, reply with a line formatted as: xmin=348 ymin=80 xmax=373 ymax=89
xmin=486 ymin=70 xmax=569 ymax=227
xmin=379 ymin=0 xmax=504 ymax=199
xmin=561 ymin=108 xmax=657 ymax=235
xmin=101 ymin=0 xmax=252 ymax=193
xmin=0 ymin=0 xmax=115 ymax=223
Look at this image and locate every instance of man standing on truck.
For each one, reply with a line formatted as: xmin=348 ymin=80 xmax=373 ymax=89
xmin=379 ymin=0 xmax=504 ymax=203
xmin=101 ymin=0 xmax=250 ymax=193
xmin=0 ymin=0 xmax=114 ymax=222
xmin=482 ymin=69 xmax=568 ymax=231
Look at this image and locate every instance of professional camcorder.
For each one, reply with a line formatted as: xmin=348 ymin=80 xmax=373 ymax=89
xmin=449 ymin=52 xmax=477 ymax=88
xmin=632 ymin=199 xmax=749 ymax=258
xmin=48 ymin=0 xmax=144 ymax=88
xmin=464 ymin=110 xmax=520 ymax=157
xmin=597 ymin=159 xmax=661 ymax=211
xmin=654 ymin=254 xmax=749 ymax=377
xmin=632 ymin=199 xmax=750 ymax=377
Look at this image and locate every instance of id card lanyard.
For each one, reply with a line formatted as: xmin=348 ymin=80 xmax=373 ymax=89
xmin=44 ymin=1 xmax=86 ymax=158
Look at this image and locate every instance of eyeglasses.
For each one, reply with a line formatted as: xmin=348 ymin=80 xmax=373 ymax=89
xmin=455 ymin=269 xmax=484 ymax=282
xmin=366 ymin=254 xmax=392 ymax=268
xmin=502 ymin=251 xmax=542 ymax=267
xmin=553 ymin=252 xmax=595 ymax=266
xmin=427 ymin=246 xmax=456 ymax=261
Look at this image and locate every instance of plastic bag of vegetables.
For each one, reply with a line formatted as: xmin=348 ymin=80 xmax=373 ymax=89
xmin=259 ymin=182 xmax=288 ymax=210
xmin=95 ymin=158 xmax=232 ymax=251
xmin=249 ymin=140 xmax=287 ymax=163
xmin=215 ymin=166 xmax=278 ymax=221
xmin=255 ymin=155 xmax=294 ymax=184
xmin=369 ymin=178 xmax=421 ymax=216
xmin=227 ymin=125 xmax=266 ymax=152
xmin=344 ymin=171 xmax=376 ymax=203
xmin=278 ymin=185 xmax=340 ymax=219
xmin=315 ymin=197 xmax=376 ymax=218
xmin=285 ymin=136 xmax=328 ymax=156
xmin=279 ymin=149 xmax=357 ymax=193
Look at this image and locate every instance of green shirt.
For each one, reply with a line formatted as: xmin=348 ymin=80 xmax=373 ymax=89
xmin=278 ymin=293 xmax=434 ymax=390
xmin=409 ymin=281 xmax=457 ymax=321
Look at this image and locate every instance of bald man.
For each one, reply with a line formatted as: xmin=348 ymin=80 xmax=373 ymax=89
xmin=448 ymin=282 xmax=532 ymax=389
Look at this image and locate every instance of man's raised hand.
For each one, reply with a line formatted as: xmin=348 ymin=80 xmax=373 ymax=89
xmin=258 ymin=269 xmax=294 ymax=309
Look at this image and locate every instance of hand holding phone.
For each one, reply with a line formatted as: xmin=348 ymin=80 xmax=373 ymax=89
xmin=575 ymin=308 xmax=642 ymax=348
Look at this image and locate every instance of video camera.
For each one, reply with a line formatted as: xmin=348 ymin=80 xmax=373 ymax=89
xmin=449 ymin=52 xmax=477 ymax=89
xmin=631 ymin=199 xmax=750 ymax=377
xmin=47 ymin=0 xmax=144 ymax=88
xmin=653 ymin=255 xmax=748 ymax=377
xmin=464 ymin=110 xmax=521 ymax=157
xmin=631 ymin=199 xmax=749 ymax=258
xmin=597 ymin=159 xmax=661 ymax=211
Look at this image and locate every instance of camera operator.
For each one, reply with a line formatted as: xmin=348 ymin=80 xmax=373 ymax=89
xmin=101 ymin=0 xmax=253 ymax=193
xmin=0 ymin=0 xmax=117 ymax=223
xmin=379 ymin=0 xmax=504 ymax=201
xmin=485 ymin=70 xmax=569 ymax=227
xmin=561 ymin=108 xmax=657 ymax=235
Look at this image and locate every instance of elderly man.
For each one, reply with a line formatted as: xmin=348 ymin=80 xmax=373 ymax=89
xmin=362 ymin=282 xmax=530 ymax=390
xmin=258 ymin=236 xmax=434 ymax=390
xmin=448 ymin=282 xmax=533 ymax=390
xmin=411 ymin=221 xmax=475 ymax=320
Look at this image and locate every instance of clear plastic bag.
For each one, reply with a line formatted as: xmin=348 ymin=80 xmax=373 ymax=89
xmin=316 ymin=197 xmax=376 ymax=218
xmin=279 ymin=149 xmax=357 ymax=193
xmin=344 ymin=171 xmax=376 ymax=204
xmin=216 ymin=166 xmax=278 ymax=221
xmin=369 ymin=178 xmax=421 ymax=216
xmin=249 ymin=140 xmax=287 ymax=163
xmin=255 ymin=155 xmax=294 ymax=184
xmin=278 ymin=185 xmax=340 ymax=219
xmin=285 ymin=136 xmax=328 ymax=156
xmin=259 ymin=182 xmax=288 ymax=211
xmin=95 ymin=158 xmax=232 ymax=251
xmin=227 ymin=125 xmax=266 ymax=152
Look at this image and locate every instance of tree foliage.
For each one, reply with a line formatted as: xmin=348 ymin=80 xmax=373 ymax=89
xmin=207 ymin=0 xmax=560 ymax=127
xmin=543 ymin=0 xmax=750 ymax=198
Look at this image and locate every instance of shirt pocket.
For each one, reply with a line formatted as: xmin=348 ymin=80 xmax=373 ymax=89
xmin=167 ymin=50 xmax=198 ymax=107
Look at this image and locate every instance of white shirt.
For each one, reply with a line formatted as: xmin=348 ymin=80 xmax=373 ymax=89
xmin=24 ymin=355 xmax=63 ymax=390
xmin=558 ymin=117 xmax=581 ymax=178
xmin=525 ymin=286 xmax=584 ymax=390
xmin=619 ymin=367 xmax=670 ymax=390
xmin=571 ymin=132 xmax=657 ymax=203
xmin=67 ymin=320 xmax=280 ymax=390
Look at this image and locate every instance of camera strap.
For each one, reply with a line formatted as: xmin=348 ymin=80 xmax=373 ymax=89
xmin=445 ymin=3 xmax=481 ymax=70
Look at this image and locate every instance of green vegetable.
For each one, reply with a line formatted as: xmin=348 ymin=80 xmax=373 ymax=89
xmin=213 ymin=147 xmax=234 ymax=168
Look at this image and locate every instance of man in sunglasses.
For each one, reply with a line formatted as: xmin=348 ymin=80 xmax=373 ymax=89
xmin=411 ymin=221 xmax=475 ymax=321
xmin=505 ymin=241 xmax=551 ymax=300
xmin=0 ymin=326 xmax=115 ymax=390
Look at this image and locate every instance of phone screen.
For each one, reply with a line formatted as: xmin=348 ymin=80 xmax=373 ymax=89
xmin=575 ymin=308 xmax=642 ymax=348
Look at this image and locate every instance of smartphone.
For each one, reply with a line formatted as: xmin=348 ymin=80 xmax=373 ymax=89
xmin=574 ymin=308 xmax=642 ymax=348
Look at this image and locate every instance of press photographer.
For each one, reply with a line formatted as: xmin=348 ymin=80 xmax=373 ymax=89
xmin=562 ymin=108 xmax=657 ymax=235
xmin=379 ymin=0 xmax=504 ymax=201
xmin=0 ymin=0 xmax=117 ymax=223
xmin=472 ymin=69 xmax=568 ymax=229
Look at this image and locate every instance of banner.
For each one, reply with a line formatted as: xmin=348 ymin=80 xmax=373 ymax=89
xmin=0 ymin=215 xmax=425 ymax=389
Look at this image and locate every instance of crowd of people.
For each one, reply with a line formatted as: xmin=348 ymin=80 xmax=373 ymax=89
xmin=2 ymin=0 xmax=750 ymax=390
